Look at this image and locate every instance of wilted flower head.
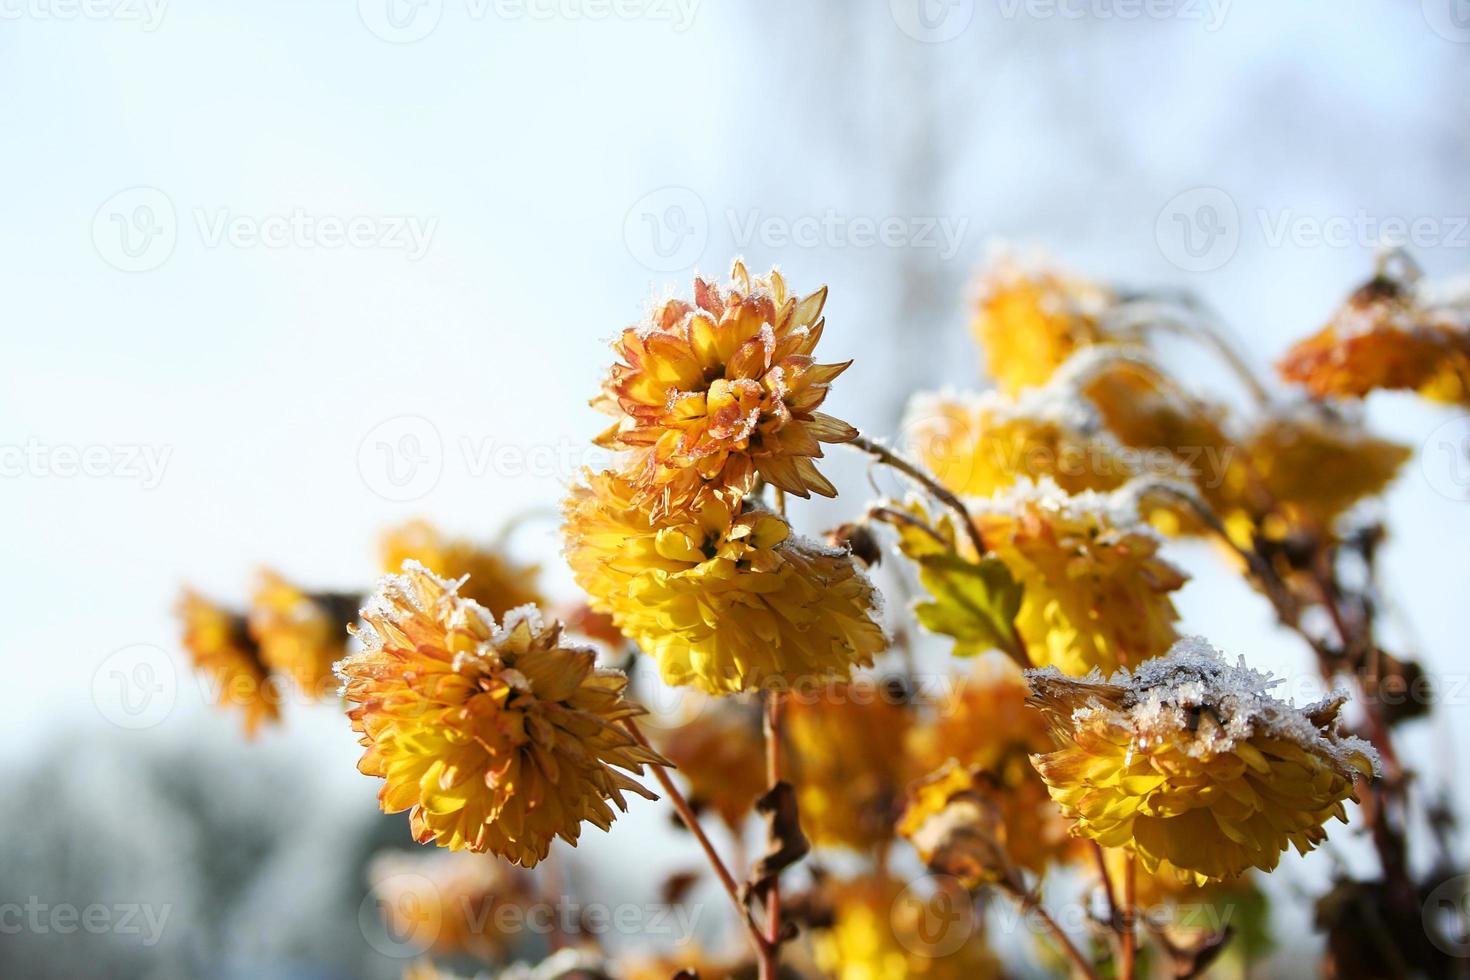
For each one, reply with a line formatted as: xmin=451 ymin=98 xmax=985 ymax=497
xmin=380 ymin=519 xmax=543 ymax=617
xmin=593 ymin=260 xmax=857 ymax=512
xmin=1279 ymin=272 xmax=1470 ymax=405
xmin=367 ymin=850 xmax=532 ymax=961
xmin=562 ymin=472 xmax=885 ymax=694
xmin=177 ymin=589 xmax=280 ymax=737
xmin=904 ymin=389 xmax=1138 ymax=498
xmin=247 ymin=570 xmax=354 ymax=697
xmin=973 ymin=479 xmax=1188 ymax=675
xmin=654 ymin=699 xmax=767 ymax=832
xmin=785 ymin=678 xmax=916 ymax=851
xmin=971 ymin=250 xmax=1116 ymax=395
xmin=1239 ymin=405 xmax=1409 ymax=537
xmin=339 ymin=562 xmax=664 ymax=867
xmin=905 ymin=658 xmax=1078 ymax=873
xmin=811 ymin=875 xmax=1002 ymax=980
xmin=1028 ymin=637 xmax=1378 ymax=884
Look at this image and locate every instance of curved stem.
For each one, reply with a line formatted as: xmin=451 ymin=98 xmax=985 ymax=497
xmin=1001 ymin=878 xmax=1100 ymax=980
xmin=623 ymin=718 xmax=768 ymax=956
xmin=847 ymin=434 xmax=987 ymax=558
xmin=1119 ymin=850 xmax=1137 ymax=980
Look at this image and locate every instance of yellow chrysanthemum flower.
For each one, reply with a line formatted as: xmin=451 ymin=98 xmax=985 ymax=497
xmin=177 ymin=589 xmax=280 ymax=737
xmin=904 ymin=389 xmax=1137 ymax=498
xmin=1028 ymin=637 xmax=1378 ymax=885
xmin=247 ymin=570 xmax=354 ymax=697
xmin=785 ymin=678 xmax=916 ymax=851
xmin=1279 ymin=274 xmax=1470 ymax=405
xmin=654 ymin=699 xmax=767 ymax=832
xmin=366 ymin=850 xmax=532 ymax=961
xmin=380 ymin=519 xmax=542 ymax=618
xmin=812 ymin=875 xmax=1001 ymax=980
xmin=971 ymin=479 xmax=1187 ymax=676
xmin=593 ymin=260 xmax=857 ymax=511
xmin=905 ymin=658 xmax=1079 ymax=873
xmin=971 ymin=251 xmax=1116 ymax=395
xmin=1240 ymin=406 xmax=1409 ymax=536
xmin=562 ymin=472 xmax=886 ymax=694
xmin=339 ymin=562 xmax=664 ymax=867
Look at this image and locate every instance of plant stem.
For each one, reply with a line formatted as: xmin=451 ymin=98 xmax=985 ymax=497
xmin=758 ymin=690 xmax=786 ymax=980
xmin=1001 ymin=878 xmax=1100 ymax=980
xmin=848 ymin=433 xmax=988 ymax=558
xmin=622 ymin=718 xmax=768 ymax=957
xmin=1120 ymin=850 xmax=1137 ymax=980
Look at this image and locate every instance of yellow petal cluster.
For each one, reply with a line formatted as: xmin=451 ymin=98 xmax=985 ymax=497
xmin=562 ymin=472 xmax=885 ymax=694
xmin=812 ymin=875 xmax=1002 ymax=980
xmin=904 ymin=389 xmax=1137 ymax=498
xmin=366 ymin=850 xmax=532 ymax=960
xmin=785 ymin=678 xmax=916 ymax=851
xmin=339 ymin=562 xmax=663 ymax=867
xmin=594 ymin=260 xmax=857 ymax=512
xmin=177 ymin=589 xmax=280 ymax=737
xmin=1028 ymin=638 xmax=1378 ymax=884
xmin=379 ymin=519 xmax=542 ymax=618
xmin=1240 ymin=407 xmax=1409 ymax=536
xmin=1279 ymin=274 xmax=1470 ymax=405
xmin=972 ymin=480 xmax=1187 ymax=675
xmin=905 ymin=658 xmax=1079 ymax=873
xmin=247 ymin=570 xmax=352 ymax=696
xmin=971 ymin=251 xmax=1116 ymax=395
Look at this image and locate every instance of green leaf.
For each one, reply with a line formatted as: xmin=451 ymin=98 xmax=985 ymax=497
xmin=911 ymin=552 xmax=1025 ymax=660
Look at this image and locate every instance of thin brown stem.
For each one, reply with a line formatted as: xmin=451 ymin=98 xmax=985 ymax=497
xmin=1001 ymin=878 xmax=1100 ymax=980
xmin=848 ymin=434 xmax=988 ymax=558
xmin=1089 ymin=841 xmax=1118 ymax=933
xmin=758 ymin=690 xmax=786 ymax=980
xmin=1120 ymin=850 xmax=1137 ymax=980
xmin=623 ymin=718 xmax=768 ymax=956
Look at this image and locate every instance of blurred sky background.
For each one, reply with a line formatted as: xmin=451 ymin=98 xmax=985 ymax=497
xmin=5 ymin=1 xmax=1470 ymax=976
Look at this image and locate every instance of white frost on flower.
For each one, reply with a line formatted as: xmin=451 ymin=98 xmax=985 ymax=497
xmin=964 ymin=475 xmax=1162 ymax=539
xmin=1026 ymin=635 xmax=1381 ymax=778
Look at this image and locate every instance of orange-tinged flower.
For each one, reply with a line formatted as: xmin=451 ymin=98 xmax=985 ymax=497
xmin=339 ymin=562 xmax=664 ymax=867
xmin=1279 ymin=274 xmax=1470 ymax=405
xmin=971 ymin=251 xmax=1116 ymax=395
xmin=972 ymin=479 xmax=1188 ymax=675
xmin=247 ymin=570 xmax=354 ymax=697
xmin=1242 ymin=407 xmax=1409 ymax=535
xmin=654 ymin=699 xmax=767 ymax=832
xmin=785 ymin=678 xmax=916 ymax=851
xmin=1028 ymin=638 xmax=1378 ymax=885
xmin=904 ymin=389 xmax=1138 ymax=498
xmin=380 ymin=519 xmax=542 ymax=618
xmin=562 ymin=472 xmax=885 ymax=694
xmin=177 ymin=590 xmax=281 ymax=737
xmin=905 ymin=658 xmax=1078 ymax=873
xmin=366 ymin=850 xmax=533 ymax=961
xmin=594 ymin=261 xmax=857 ymax=511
